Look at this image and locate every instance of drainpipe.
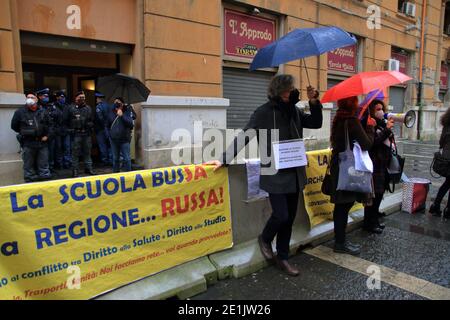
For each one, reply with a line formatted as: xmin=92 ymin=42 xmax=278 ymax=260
xmin=434 ymin=1 xmax=446 ymax=102
xmin=417 ymin=0 xmax=427 ymax=140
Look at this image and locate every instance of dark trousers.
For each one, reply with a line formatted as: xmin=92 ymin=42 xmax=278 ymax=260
xmin=72 ymin=135 xmax=93 ymax=171
xmin=96 ymin=130 xmax=112 ymax=165
xmin=364 ymin=193 xmax=383 ymax=228
xmin=111 ymin=140 xmax=131 ymax=173
xmin=262 ymin=192 xmax=299 ymax=260
xmin=48 ymin=138 xmax=56 ymax=170
xmin=55 ymin=134 xmax=71 ymax=168
xmin=333 ymin=202 xmax=354 ymax=245
xmin=434 ymin=177 xmax=450 ymax=209
xmin=22 ymin=145 xmax=51 ymax=181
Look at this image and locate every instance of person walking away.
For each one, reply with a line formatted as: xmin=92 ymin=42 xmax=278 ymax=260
xmin=361 ymin=99 xmax=395 ymax=234
xmin=107 ymin=97 xmax=136 ymax=173
xmin=206 ymin=75 xmax=323 ymax=277
xmin=64 ymin=91 xmax=96 ymax=178
xmin=329 ymin=96 xmax=375 ymax=255
xmin=54 ymin=90 xmax=72 ymax=169
xmin=429 ymin=107 xmax=450 ymax=218
xmin=11 ymin=92 xmax=52 ymax=182
xmin=94 ymin=92 xmax=112 ymax=167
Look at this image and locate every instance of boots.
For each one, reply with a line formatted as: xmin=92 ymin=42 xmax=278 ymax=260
xmin=274 ymin=257 xmax=300 ymax=277
xmin=334 ymin=242 xmax=361 ymax=256
xmin=429 ymin=203 xmax=442 ymax=217
xmin=258 ymin=235 xmax=274 ymax=260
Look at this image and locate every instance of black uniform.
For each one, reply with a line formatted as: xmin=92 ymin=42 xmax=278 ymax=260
xmin=54 ymin=99 xmax=72 ymax=168
xmin=11 ymin=105 xmax=51 ymax=182
xmin=64 ymin=102 xmax=95 ymax=175
xmin=42 ymin=102 xmax=63 ymax=171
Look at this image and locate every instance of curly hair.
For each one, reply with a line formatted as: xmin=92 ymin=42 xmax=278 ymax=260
xmin=368 ymin=99 xmax=387 ymax=118
xmin=441 ymin=107 xmax=450 ymax=127
xmin=267 ymin=74 xmax=295 ymax=100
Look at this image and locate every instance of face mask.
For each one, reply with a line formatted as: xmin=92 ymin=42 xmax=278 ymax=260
xmin=59 ymin=98 xmax=66 ymax=105
xmin=41 ymin=97 xmax=49 ymax=104
xmin=375 ymin=110 xmax=385 ymax=120
xmin=26 ymin=98 xmax=36 ymax=106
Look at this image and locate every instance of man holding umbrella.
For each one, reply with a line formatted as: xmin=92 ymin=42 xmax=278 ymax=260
xmin=207 ymin=78 xmax=323 ymax=276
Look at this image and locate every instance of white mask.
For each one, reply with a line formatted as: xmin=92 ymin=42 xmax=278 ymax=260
xmin=26 ymin=98 xmax=36 ymax=106
xmin=375 ymin=110 xmax=385 ymax=120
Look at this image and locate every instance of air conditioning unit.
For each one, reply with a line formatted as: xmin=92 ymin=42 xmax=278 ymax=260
xmin=402 ymin=2 xmax=416 ymax=18
xmin=386 ymin=59 xmax=400 ymax=72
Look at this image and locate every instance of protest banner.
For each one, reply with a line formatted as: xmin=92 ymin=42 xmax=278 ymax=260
xmin=0 ymin=165 xmax=232 ymax=300
xmin=303 ymin=149 xmax=363 ymax=227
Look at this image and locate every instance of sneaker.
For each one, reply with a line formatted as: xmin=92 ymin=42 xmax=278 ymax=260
xmin=334 ymin=242 xmax=361 ymax=256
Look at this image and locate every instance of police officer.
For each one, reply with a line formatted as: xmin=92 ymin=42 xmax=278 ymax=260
xmin=11 ymin=92 xmax=52 ymax=183
xmin=54 ymin=90 xmax=71 ymax=169
xmin=64 ymin=91 xmax=95 ymax=178
xmin=37 ymin=88 xmax=62 ymax=173
xmin=94 ymin=92 xmax=112 ymax=166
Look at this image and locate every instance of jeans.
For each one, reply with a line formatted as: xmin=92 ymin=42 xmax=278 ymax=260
xmin=111 ymin=140 xmax=131 ymax=173
xmin=22 ymin=145 xmax=51 ymax=181
xmin=261 ymin=192 xmax=300 ymax=260
xmin=434 ymin=177 xmax=450 ymax=209
xmin=333 ymin=202 xmax=354 ymax=245
xmin=96 ymin=130 xmax=112 ymax=164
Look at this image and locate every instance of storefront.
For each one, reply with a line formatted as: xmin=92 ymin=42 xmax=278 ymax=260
xmin=390 ymin=48 xmax=411 ymax=136
xmin=327 ymin=37 xmax=359 ymax=127
xmin=222 ymin=6 xmax=278 ymax=129
xmin=17 ymin=0 xmax=136 ymax=106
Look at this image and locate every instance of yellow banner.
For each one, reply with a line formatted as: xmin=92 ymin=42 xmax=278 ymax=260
xmin=0 ymin=165 xmax=232 ymax=300
xmin=304 ymin=149 xmax=363 ymax=227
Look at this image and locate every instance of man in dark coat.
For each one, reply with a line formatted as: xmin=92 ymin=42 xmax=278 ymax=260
xmin=207 ymin=75 xmax=323 ymax=276
xmin=11 ymin=92 xmax=52 ymax=182
xmin=105 ymin=97 xmax=136 ymax=173
xmin=54 ymin=90 xmax=72 ymax=169
xmin=94 ymin=92 xmax=112 ymax=166
xmin=64 ymin=91 xmax=95 ymax=177
xmin=37 ymin=88 xmax=63 ymax=173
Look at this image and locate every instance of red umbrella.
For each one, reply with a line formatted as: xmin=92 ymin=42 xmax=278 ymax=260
xmin=321 ymin=71 xmax=412 ymax=104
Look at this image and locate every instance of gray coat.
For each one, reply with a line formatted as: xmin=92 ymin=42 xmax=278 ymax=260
xmin=223 ymin=99 xmax=323 ymax=194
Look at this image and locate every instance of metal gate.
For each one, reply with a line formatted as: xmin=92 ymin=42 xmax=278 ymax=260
xmin=223 ymin=68 xmax=274 ymax=129
xmin=389 ymin=86 xmax=406 ymax=136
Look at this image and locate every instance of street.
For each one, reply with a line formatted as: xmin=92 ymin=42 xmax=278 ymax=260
xmin=193 ymin=141 xmax=450 ymax=300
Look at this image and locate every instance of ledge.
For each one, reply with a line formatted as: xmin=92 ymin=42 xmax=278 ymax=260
xmin=144 ymin=95 xmax=230 ymax=107
xmin=0 ymin=92 xmax=25 ymax=106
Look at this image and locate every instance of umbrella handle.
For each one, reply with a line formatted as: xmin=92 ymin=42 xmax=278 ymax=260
xmin=302 ymin=59 xmax=311 ymax=87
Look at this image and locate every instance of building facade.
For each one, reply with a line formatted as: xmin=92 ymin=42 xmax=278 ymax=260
xmin=0 ymin=0 xmax=449 ymax=181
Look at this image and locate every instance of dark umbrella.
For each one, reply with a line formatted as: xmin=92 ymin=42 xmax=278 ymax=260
xmin=96 ymin=73 xmax=151 ymax=104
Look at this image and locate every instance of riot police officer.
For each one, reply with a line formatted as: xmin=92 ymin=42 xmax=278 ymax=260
xmin=11 ymin=92 xmax=52 ymax=183
xmin=64 ymin=91 xmax=96 ymax=178
xmin=54 ymin=90 xmax=71 ymax=169
xmin=37 ymin=88 xmax=62 ymax=173
xmin=94 ymin=92 xmax=112 ymax=166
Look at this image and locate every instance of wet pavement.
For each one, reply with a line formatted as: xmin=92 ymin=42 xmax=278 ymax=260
xmin=192 ymin=141 xmax=450 ymax=300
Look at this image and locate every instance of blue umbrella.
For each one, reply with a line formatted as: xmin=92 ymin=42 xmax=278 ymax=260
xmin=250 ymin=26 xmax=357 ymax=83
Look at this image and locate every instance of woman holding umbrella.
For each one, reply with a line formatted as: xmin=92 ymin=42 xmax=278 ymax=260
xmin=207 ymin=75 xmax=323 ymax=277
xmin=329 ymin=97 xmax=375 ymax=255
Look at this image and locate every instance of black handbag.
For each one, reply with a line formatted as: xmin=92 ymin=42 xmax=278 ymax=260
xmin=387 ymin=138 xmax=405 ymax=193
xmin=321 ymin=165 xmax=332 ymax=196
xmin=431 ymin=150 xmax=450 ymax=178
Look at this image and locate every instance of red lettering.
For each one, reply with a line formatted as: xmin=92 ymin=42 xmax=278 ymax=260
xmin=194 ymin=166 xmax=208 ymax=180
xmin=161 ymin=198 xmax=175 ymax=217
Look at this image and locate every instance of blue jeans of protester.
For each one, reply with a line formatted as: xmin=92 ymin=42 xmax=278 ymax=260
xmin=111 ymin=140 xmax=131 ymax=173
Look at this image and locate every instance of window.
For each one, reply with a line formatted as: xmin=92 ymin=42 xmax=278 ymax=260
xmin=398 ymin=0 xmax=407 ymax=12
xmin=444 ymin=3 xmax=450 ymax=36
